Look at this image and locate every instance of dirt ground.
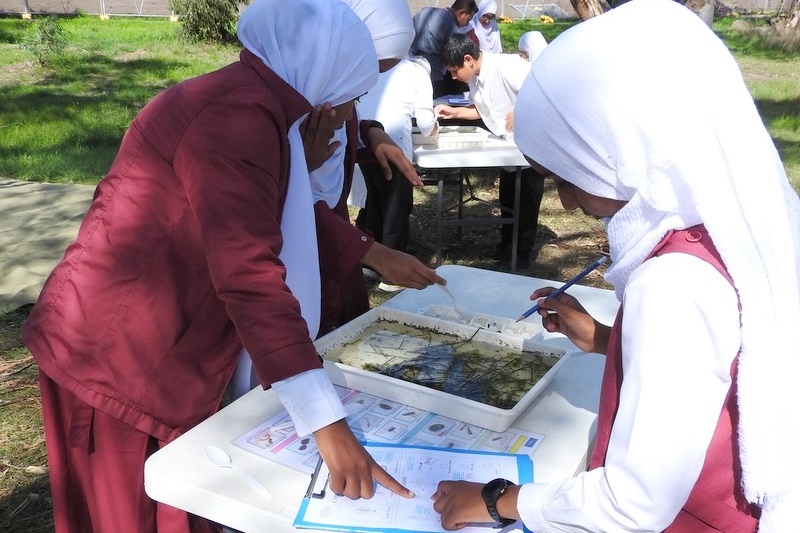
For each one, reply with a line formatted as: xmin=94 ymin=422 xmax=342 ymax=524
xmin=368 ymin=166 xmax=611 ymax=305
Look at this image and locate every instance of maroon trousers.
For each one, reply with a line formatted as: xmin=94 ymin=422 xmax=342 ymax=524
xmin=39 ymin=371 xmax=221 ymax=533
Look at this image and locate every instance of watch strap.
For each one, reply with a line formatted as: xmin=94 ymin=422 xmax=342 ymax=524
xmin=481 ymin=478 xmax=516 ymax=528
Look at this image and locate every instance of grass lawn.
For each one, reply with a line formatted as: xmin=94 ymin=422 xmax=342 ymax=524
xmin=0 ymin=16 xmax=240 ymax=183
xmin=1 ymin=15 xmax=799 ymax=188
xmin=0 ymin=12 xmax=799 ymax=531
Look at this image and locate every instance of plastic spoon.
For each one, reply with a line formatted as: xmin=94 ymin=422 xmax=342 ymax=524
xmin=204 ymin=445 xmax=274 ymax=500
xmin=438 ymin=283 xmax=473 ymax=319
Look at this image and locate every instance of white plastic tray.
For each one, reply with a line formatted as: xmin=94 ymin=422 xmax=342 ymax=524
xmin=419 ymin=304 xmax=546 ymax=344
xmin=436 ymin=125 xmax=489 ymax=148
xmin=316 ymin=306 xmax=570 ymax=432
xmin=412 ymin=125 xmax=490 ymax=148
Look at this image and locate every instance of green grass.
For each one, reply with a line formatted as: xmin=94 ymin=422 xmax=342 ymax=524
xmin=498 ymin=18 xmax=579 ymax=50
xmin=713 ymin=17 xmax=800 ymax=188
xmin=0 ymin=15 xmax=798 ymax=189
xmin=0 ymin=16 xmax=239 ymax=184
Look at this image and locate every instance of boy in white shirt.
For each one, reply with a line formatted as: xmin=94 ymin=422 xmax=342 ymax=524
xmin=435 ymin=33 xmax=544 ymax=268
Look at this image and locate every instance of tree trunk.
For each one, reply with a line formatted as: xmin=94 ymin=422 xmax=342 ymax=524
xmin=570 ymin=0 xmax=609 ymax=20
xmin=684 ymin=0 xmax=714 ymax=28
xmin=788 ymin=0 xmax=799 ymax=31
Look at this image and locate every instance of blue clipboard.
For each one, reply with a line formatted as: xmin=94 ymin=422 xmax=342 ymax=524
xmin=447 ymin=97 xmax=471 ymax=106
xmin=294 ymin=442 xmax=533 ymax=533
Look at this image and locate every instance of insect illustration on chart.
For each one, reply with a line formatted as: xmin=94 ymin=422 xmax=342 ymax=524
xmin=415 ymin=456 xmax=441 ymax=473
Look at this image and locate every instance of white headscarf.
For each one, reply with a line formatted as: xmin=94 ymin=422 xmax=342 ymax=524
xmin=515 ymin=0 xmax=800 ymax=528
xmin=233 ymin=0 xmax=376 ymax=395
xmin=469 ymin=0 xmax=502 ymax=53
xmin=344 ymin=0 xmax=414 ymax=61
xmin=312 ymin=0 xmax=415 ymax=237
xmin=518 ymin=30 xmax=547 ymax=63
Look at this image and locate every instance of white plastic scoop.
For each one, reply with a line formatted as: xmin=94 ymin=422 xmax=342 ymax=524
xmin=204 ymin=445 xmax=273 ymax=500
xmin=437 ymin=283 xmax=474 ymax=319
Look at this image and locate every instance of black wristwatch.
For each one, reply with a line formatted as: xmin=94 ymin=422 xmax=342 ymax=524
xmin=481 ymin=478 xmax=516 ymax=528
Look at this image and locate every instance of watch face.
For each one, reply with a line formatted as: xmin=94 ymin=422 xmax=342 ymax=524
xmin=483 ymin=478 xmax=508 ymax=497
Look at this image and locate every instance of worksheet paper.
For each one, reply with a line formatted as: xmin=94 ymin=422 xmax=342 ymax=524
xmin=294 ymin=443 xmax=533 ymax=533
xmin=233 ymin=385 xmax=544 ymax=474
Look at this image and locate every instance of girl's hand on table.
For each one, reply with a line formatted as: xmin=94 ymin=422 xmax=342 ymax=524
xmin=313 ymin=419 xmax=413 ymax=499
xmin=432 ymin=480 xmax=521 ymax=530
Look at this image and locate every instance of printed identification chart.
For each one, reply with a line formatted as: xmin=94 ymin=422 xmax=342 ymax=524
xmin=233 ymin=385 xmax=544 ymax=474
xmin=294 ymin=443 xmax=533 ymax=533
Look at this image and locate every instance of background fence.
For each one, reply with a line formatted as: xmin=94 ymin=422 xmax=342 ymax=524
xmin=0 ymin=0 xmax=786 ymax=20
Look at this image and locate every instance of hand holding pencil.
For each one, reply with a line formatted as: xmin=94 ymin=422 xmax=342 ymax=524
xmin=516 ymin=256 xmax=608 ymax=322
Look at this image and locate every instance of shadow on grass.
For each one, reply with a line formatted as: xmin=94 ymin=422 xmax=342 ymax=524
xmin=754 ymin=96 xmax=800 ymax=171
xmin=0 ymin=53 xmax=192 ymax=183
xmin=0 ymin=476 xmax=54 ymax=533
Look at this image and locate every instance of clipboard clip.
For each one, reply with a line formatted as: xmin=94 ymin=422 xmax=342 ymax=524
xmin=313 ymin=474 xmax=330 ymax=499
xmin=305 ymin=456 xmax=330 ymax=499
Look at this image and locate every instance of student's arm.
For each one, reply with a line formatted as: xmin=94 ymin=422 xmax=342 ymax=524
xmin=273 ymin=369 xmax=414 ymax=501
xmin=520 ymin=255 xmax=740 ymax=531
xmin=365 ymin=126 xmax=423 ymax=186
xmin=316 ymin=419 xmax=414 ymax=500
xmin=434 ymin=255 xmax=741 ymax=531
xmin=435 ymin=104 xmax=481 ymax=121
xmin=362 ymin=241 xmax=445 ymax=289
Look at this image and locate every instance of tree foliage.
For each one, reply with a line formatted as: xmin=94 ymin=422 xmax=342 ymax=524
xmin=170 ymin=0 xmax=244 ymax=44
xmin=21 ymin=15 xmax=66 ymax=67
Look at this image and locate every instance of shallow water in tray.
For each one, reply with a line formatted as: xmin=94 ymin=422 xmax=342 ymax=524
xmin=323 ymin=320 xmax=559 ymax=410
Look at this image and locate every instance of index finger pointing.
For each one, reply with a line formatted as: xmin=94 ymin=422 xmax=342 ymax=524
xmin=372 ymin=465 xmax=414 ymax=498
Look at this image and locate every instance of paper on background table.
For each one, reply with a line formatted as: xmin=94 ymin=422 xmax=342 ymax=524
xmin=294 ymin=442 xmax=533 ymax=533
xmin=233 ymin=385 xmax=544 ymax=474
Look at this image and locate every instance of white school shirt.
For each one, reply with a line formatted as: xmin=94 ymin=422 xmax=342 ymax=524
xmin=348 ymin=58 xmax=436 ymax=208
xmin=356 ymin=58 xmax=437 ymax=159
xmin=517 ymin=253 xmax=741 ymax=531
xmin=468 ymin=52 xmax=531 ymax=137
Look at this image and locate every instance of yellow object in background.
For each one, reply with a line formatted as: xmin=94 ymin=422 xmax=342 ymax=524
xmin=540 ymin=14 xmax=555 ymax=24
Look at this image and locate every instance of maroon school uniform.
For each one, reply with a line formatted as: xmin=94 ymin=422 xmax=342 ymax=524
xmin=24 ymin=49 xmax=374 ymax=532
xmin=590 ymin=226 xmax=761 ymax=532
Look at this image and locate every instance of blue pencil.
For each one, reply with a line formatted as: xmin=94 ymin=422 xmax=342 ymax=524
xmin=515 ymin=256 xmax=609 ymax=322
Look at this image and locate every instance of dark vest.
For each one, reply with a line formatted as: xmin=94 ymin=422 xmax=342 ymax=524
xmin=589 ymin=225 xmax=760 ymax=532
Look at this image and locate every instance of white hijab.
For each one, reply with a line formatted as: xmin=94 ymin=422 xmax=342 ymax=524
xmin=341 ymin=0 xmax=414 ymax=210
xmin=344 ymin=0 xmax=414 ymax=61
xmin=315 ymin=0 xmax=416 ymax=224
xmin=232 ymin=0 xmax=377 ymax=396
xmin=514 ymin=0 xmax=800 ymax=528
xmin=469 ymin=0 xmax=502 ymax=53
xmin=518 ymin=30 xmax=547 ymax=63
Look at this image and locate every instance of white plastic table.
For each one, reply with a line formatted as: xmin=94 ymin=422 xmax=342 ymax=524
xmin=413 ymin=131 xmax=529 ymax=271
xmin=144 ymin=265 xmax=619 ymax=533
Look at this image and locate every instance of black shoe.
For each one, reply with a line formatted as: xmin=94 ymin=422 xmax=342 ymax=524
xmin=497 ymin=252 xmax=531 ymax=270
xmin=489 ymin=243 xmax=512 ymax=262
xmin=362 ymin=267 xmax=380 ymax=284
